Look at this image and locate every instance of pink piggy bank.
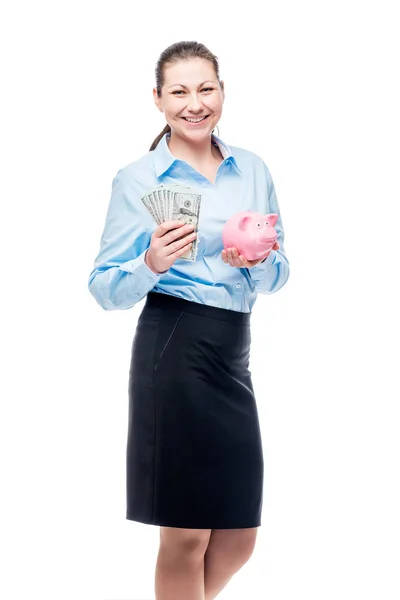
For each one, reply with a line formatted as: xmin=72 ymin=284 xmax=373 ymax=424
xmin=222 ymin=211 xmax=278 ymax=260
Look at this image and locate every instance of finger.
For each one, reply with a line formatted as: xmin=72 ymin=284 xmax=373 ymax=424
xmin=163 ymin=223 xmax=196 ymax=246
xmin=172 ymin=225 xmax=196 ymax=242
xmin=167 ymin=230 xmax=197 ymax=255
xmin=232 ymin=253 xmax=241 ymax=267
xmin=224 ymin=248 xmax=232 ymax=266
xmin=231 ymin=248 xmax=243 ymax=267
xmin=154 ymin=220 xmax=186 ymax=238
xmin=174 ymin=240 xmax=194 ymax=257
xmin=227 ymin=248 xmax=240 ymax=267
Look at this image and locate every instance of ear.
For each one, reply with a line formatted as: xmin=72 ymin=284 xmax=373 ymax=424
xmin=153 ymin=88 xmax=163 ymax=113
xmin=265 ymin=213 xmax=278 ymax=227
xmin=238 ymin=215 xmax=253 ymax=231
xmin=220 ymin=80 xmax=225 ymax=101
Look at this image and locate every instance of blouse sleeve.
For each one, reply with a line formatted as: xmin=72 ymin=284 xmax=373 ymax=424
xmin=88 ymin=168 xmax=165 ymax=310
xmin=245 ymin=163 xmax=290 ymax=294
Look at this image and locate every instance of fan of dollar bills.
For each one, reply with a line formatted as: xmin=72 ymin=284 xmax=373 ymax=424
xmin=141 ymin=184 xmax=202 ymax=262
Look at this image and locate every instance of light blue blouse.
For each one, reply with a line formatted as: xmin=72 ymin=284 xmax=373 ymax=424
xmin=88 ymin=132 xmax=289 ymax=313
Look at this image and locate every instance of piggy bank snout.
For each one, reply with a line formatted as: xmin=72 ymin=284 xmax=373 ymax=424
xmin=259 ymin=226 xmax=277 ymax=239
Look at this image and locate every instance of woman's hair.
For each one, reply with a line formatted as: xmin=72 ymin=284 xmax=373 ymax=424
xmin=149 ymin=41 xmax=222 ymax=151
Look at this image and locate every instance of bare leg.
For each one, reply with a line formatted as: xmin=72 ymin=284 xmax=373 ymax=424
xmin=203 ymin=528 xmax=258 ymax=600
xmin=155 ymin=527 xmax=212 ymax=600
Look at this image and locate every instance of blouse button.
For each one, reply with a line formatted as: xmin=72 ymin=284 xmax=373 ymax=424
xmin=235 ymin=283 xmax=242 ymax=289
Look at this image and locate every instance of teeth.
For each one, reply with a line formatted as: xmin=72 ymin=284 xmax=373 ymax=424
xmin=184 ymin=116 xmax=207 ymax=122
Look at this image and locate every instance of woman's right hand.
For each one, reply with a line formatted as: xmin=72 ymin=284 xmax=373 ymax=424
xmin=145 ymin=220 xmax=197 ymax=274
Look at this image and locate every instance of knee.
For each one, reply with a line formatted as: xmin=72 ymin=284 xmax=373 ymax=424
xmin=232 ymin=530 xmax=257 ymax=565
xmin=160 ymin=528 xmax=212 ymax=562
xmin=208 ymin=528 xmax=258 ymax=568
xmin=239 ymin=532 xmax=257 ymax=563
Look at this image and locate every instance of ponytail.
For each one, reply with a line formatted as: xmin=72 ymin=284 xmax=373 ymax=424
xmin=149 ymin=124 xmax=171 ymax=151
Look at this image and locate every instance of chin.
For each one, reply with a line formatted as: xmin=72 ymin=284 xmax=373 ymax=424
xmin=182 ymin=129 xmax=211 ymax=138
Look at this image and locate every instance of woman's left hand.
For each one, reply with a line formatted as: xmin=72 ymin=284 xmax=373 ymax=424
xmin=221 ymin=242 xmax=280 ymax=268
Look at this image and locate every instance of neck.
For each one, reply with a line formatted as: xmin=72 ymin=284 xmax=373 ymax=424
xmin=167 ymin=132 xmax=220 ymax=165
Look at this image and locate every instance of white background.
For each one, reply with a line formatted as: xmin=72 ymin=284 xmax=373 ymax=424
xmin=1 ymin=1 xmax=399 ymax=599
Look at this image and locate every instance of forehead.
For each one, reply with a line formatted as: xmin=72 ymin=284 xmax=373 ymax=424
xmin=163 ymin=58 xmax=216 ymax=86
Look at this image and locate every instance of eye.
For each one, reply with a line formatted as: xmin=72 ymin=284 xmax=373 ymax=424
xmin=265 ymin=221 xmax=269 ymax=226
xmin=256 ymin=223 xmax=261 ymax=227
xmin=171 ymin=87 xmax=215 ymax=95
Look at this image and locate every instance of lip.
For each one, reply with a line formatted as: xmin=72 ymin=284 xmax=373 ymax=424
xmin=181 ymin=115 xmax=211 ymax=125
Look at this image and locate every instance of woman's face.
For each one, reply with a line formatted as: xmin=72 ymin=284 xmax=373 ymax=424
xmin=153 ymin=58 xmax=224 ymax=142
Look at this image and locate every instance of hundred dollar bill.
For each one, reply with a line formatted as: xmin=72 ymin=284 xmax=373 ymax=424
xmin=141 ymin=183 xmax=193 ymax=224
xmin=141 ymin=184 xmax=202 ymax=261
xmin=170 ymin=191 xmax=201 ymax=261
xmin=141 ymin=194 xmax=159 ymax=224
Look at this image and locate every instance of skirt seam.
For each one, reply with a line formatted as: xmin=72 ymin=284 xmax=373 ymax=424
xmin=154 ymin=310 xmax=185 ymax=370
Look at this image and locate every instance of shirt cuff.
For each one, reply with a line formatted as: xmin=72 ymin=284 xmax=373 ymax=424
xmin=119 ymin=249 xmax=166 ymax=284
xmin=248 ymin=249 xmax=276 ymax=272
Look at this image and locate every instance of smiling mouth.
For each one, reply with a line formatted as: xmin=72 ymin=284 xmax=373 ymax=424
xmin=181 ymin=115 xmax=211 ymax=123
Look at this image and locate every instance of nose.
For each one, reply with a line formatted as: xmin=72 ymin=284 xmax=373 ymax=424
xmin=261 ymin=228 xmax=277 ymax=241
xmin=187 ymin=93 xmax=204 ymax=112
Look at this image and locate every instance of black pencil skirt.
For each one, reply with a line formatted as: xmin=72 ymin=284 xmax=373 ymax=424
xmin=126 ymin=291 xmax=264 ymax=529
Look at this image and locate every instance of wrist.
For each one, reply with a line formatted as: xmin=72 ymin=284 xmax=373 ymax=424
xmin=145 ymin=250 xmax=168 ymax=275
xmin=261 ymin=249 xmax=274 ymax=263
xmin=145 ymin=249 xmax=158 ymax=274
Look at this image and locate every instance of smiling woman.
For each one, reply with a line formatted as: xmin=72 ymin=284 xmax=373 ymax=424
xmin=167 ymin=82 xmax=222 ymax=124
xmin=88 ymin=39 xmax=289 ymax=600
xmin=152 ymin=53 xmax=225 ymax=160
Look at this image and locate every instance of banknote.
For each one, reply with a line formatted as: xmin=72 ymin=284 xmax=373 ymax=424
xmin=141 ymin=184 xmax=201 ymax=261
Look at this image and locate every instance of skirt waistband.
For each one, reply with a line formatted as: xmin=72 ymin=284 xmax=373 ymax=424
xmin=145 ymin=292 xmax=251 ymax=325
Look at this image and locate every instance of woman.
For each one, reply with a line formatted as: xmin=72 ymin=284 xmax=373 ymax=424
xmin=88 ymin=41 xmax=289 ymax=600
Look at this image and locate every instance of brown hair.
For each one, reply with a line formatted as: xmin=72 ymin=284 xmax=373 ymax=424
xmin=149 ymin=41 xmax=223 ymax=151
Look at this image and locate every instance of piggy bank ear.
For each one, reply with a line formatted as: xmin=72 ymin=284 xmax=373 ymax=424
xmin=238 ymin=216 xmax=253 ymax=231
xmin=264 ymin=213 xmax=278 ymax=227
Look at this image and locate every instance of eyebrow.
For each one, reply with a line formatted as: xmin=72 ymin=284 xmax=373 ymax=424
xmin=168 ymin=80 xmax=216 ymax=89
